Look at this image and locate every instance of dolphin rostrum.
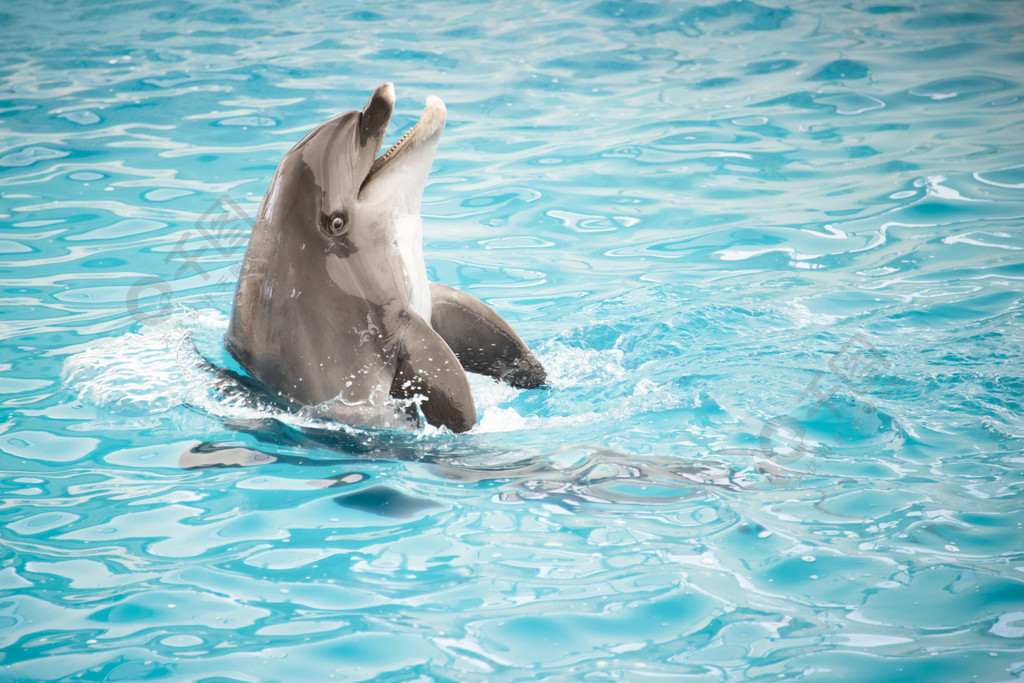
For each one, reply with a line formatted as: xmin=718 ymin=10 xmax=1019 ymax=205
xmin=225 ymin=83 xmax=545 ymax=433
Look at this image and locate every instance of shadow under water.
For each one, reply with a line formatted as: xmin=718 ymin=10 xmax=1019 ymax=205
xmin=181 ymin=426 xmax=745 ymax=518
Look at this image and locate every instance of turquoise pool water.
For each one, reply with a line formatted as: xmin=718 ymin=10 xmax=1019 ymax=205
xmin=3 ymin=0 xmax=1024 ymax=679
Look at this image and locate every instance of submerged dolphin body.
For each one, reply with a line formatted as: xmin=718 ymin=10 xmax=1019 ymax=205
xmin=225 ymin=83 xmax=545 ymax=433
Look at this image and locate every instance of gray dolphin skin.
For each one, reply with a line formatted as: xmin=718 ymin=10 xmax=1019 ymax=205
xmin=225 ymin=83 xmax=545 ymax=433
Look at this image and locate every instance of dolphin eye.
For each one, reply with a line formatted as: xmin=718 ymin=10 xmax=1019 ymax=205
xmin=324 ymin=210 xmax=348 ymax=237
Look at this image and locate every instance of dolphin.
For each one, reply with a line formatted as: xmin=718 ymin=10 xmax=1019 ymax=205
xmin=225 ymin=83 xmax=545 ymax=433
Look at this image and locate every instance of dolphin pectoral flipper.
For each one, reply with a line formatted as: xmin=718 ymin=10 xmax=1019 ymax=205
xmin=391 ymin=313 xmax=477 ymax=433
xmin=429 ymin=282 xmax=546 ymax=390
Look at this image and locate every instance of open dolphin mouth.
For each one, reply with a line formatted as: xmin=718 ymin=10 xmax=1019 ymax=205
xmin=369 ymin=110 xmax=420 ymax=175
xmin=360 ymin=83 xmax=446 ymax=193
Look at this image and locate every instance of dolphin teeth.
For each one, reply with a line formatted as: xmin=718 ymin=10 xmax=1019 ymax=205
xmin=370 ymin=120 xmax=419 ymax=175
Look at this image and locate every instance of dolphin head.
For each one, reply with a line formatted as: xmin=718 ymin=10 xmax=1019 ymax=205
xmin=247 ymin=83 xmax=447 ymax=296
xmin=260 ymin=83 xmax=446 ymax=257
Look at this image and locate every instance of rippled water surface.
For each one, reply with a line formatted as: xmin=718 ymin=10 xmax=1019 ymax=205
xmin=3 ymin=0 xmax=1024 ymax=680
